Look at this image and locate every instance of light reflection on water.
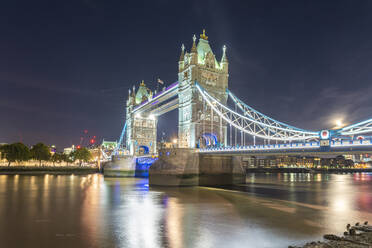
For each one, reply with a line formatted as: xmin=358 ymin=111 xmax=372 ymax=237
xmin=0 ymin=173 xmax=371 ymax=248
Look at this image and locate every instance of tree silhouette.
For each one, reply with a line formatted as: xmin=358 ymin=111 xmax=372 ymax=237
xmin=31 ymin=143 xmax=51 ymax=166
xmin=0 ymin=143 xmax=30 ymax=166
xmin=51 ymin=152 xmax=63 ymax=166
xmin=73 ymin=147 xmax=91 ymax=166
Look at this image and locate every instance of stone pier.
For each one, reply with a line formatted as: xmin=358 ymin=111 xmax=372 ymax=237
xmin=149 ymin=148 xmax=246 ymax=186
xmin=103 ymin=155 xmax=136 ymax=177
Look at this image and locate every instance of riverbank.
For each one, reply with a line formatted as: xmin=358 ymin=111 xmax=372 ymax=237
xmin=0 ymin=166 xmax=99 ymax=175
xmin=246 ymin=167 xmax=372 ymax=173
xmin=290 ymin=222 xmax=372 ymax=248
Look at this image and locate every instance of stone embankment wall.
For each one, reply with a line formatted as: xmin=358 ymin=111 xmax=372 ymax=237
xmin=149 ymin=148 xmax=246 ymax=186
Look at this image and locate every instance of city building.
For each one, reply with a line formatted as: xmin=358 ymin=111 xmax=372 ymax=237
xmin=101 ymin=140 xmax=118 ymax=150
xmin=63 ymin=145 xmax=75 ymax=155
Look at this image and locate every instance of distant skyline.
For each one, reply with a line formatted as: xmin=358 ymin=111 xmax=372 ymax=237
xmin=2 ymin=0 xmax=372 ymax=148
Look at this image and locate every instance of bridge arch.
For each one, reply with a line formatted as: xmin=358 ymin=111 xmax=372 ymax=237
xmin=199 ymin=133 xmax=219 ymax=148
xmin=138 ymin=145 xmax=150 ymax=155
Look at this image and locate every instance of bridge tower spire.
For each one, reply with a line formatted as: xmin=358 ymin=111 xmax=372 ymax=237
xmin=221 ymin=45 xmax=228 ymax=73
xmin=190 ymin=34 xmax=198 ymax=65
xmin=178 ymin=44 xmax=185 ymax=72
xmin=178 ymin=30 xmax=229 ymax=148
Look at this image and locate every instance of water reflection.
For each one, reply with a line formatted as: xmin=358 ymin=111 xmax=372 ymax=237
xmin=0 ymin=173 xmax=371 ymax=248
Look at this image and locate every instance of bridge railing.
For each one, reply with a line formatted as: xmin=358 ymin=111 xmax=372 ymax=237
xmin=199 ymin=141 xmax=321 ymax=153
xmin=332 ymin=139 xmax=372 ymax=147
xmin=199 ymin=139 xmax=372 ymax=153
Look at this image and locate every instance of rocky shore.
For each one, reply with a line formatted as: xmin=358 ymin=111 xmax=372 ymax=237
xmin=290 ymin=222 xmax=372 ymax=248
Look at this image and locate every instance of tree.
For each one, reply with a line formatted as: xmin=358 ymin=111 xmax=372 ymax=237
xmin=61 ymin=153 xmax=73 ymax=166
xmin=31 ymin=143 xmax=51 ymax=166
xmin=0 ymin=143 xmax=30 ymax=166
xmin=73 ymin=147 xmax=92 ymax=166
xmin=0 ymin=144 xmax=4 ymax=161
xmin=51 ymin=152 xmax=63 ymax=166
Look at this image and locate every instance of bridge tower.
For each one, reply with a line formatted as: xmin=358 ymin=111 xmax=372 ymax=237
xmin=126 ymin=81 xmax=157 ymax=155
xmin=178 ymin=30 xmax=229 ymax=148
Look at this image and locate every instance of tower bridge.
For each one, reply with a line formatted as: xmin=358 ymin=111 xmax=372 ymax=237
xmin=115 ymin=30 xmax=372 ymax=157
xmin=104 ymin=30 xmax=372 ymax=184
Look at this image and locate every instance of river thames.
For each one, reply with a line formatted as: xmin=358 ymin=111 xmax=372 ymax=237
xmin=0 ymin=173 xmax=371 ymax=248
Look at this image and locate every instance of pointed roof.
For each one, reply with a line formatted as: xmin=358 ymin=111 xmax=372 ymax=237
xmin=196 ymin=30 xmax=217 ymax=65
xmin=135 ymin=80 xmax=151 ymax=105
xmin=197 ymin=38 xmax=213 ymax=59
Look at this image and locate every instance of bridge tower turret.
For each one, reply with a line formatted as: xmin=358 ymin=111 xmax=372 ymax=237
xmin=178 ymin=30 xmax=229 ymax=148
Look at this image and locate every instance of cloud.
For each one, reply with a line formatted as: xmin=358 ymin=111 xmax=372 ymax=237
xmin=297 ymin=85 xmax=372 ymax=129
xmin=0 ymin=98 xmax=85 ymax=121
xmin=1 ymin=78 xmax=128 ymax=99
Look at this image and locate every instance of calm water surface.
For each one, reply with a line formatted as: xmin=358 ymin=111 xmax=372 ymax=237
xmin=0 ymin=173 xmax=371 ymax=248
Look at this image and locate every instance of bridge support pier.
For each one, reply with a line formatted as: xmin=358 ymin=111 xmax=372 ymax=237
xmin=149 ymin=149 xmax=246 ymax=186
xmin=103 ymin=155 xmax=136 ymax=177
xmin=199 ymin=155 xmax=246 ymax=186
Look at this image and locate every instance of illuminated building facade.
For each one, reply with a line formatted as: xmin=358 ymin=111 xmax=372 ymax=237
xmin=101 ymin=140 xmax=118 ymax=150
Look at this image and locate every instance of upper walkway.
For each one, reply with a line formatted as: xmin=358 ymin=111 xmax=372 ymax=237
xmin=132 ymin=82 xmax=179 ymax=116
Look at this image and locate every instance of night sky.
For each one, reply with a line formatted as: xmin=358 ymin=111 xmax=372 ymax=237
xmin=2 ymin=0 xmax=372 ymax=149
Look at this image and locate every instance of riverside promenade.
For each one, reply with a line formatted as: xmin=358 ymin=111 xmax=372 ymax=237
xmin=0 ymin=166 xmax=99 ymax=175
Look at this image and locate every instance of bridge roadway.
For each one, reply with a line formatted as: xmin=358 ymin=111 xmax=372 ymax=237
xmin=199 ymin=139 xmax=372 ymax=156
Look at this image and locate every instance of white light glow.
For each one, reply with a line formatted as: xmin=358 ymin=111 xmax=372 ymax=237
xmin=335 ymin=119 xmax=343 ymax=128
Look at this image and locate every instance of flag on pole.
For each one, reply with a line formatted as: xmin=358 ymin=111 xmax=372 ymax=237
xmin=157 ymin=78 xmax=164 ymax=85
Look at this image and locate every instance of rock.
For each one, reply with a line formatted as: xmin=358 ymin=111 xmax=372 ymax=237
xmin=292 ymin=220 xmax=372 ymax=247
xmin=349 ymin=228 xmax=356 ymax=235
xmin=323 ymin=234 xmax=341 ymax=241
